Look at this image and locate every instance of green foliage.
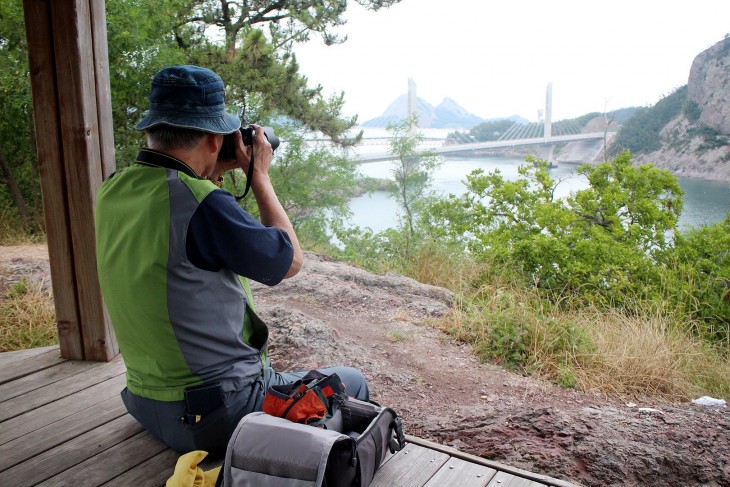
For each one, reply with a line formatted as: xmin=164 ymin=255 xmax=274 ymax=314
xmin=6 ymin=279 xmax=28 ymax=299
xmin=683 ymin=99 xmax=701 ymax=122
xmin=0 ymin=0 xmax=403 ymax=232
xmin=386 ymin=115 xmax=441 ymax=243
xmin=0 ymin=0 xmax=44 ymax=231
xmin=663 ymin=215 xmax=730 ymax=341
xmin=448 ymin=285 xmax=594 ymax=375
xmin=687 ymin=126 xmax=730 ymax=152
xmin=468 ymin=120 xmax=515 ymax=142
xmin=333 ymin=118 xmax=443 ymax=272
xmin=424 ymin=152 xmax=686 ymax=305
xmin=609 ymin=107 xmax=641 ymax=125
xmin=616 ymin=86 xmax=687 ymax=154
xmin=106 ymin=0 xmax=189 ymax=164
xmin=556 ymin=364 xmax=578 ymax=389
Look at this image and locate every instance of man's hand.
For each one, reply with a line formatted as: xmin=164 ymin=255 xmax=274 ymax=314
xmin=211 ymin=125 xmax=274 ymax=182
xmin=240 ymin=124 xmax=273 ymax=177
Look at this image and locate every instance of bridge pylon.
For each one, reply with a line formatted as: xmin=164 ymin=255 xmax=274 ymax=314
xmin=542 ymin=83 xmax=556 ymax=166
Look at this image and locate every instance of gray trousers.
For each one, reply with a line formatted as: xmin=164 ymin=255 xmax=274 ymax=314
xmin=121 ymin=365 xmax=369 ymax=455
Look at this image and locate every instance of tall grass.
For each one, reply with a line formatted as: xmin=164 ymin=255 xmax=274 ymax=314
xmin=575 ymin=308 xmax=730 ymax=400
xmin=396 ymin=242 xmax=730 ymax=401
xmin=0 ymin=280 xmax=57 ymax=352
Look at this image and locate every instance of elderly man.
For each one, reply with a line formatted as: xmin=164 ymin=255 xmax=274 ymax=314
xmin=95 ymin=65 xmax=369 ymax=454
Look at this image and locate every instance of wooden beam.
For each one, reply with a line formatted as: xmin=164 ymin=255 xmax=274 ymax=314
xmin=23 ymin=0 xmax=83 ymax=360
xmin=23 ymin=0 xmax=117 ymax=361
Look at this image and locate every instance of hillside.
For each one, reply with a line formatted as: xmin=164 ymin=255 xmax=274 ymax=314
xmin=4 ymin=246 xmax=729 ymax=486
xmin=628 ymin=37 xmax=730 ymax=181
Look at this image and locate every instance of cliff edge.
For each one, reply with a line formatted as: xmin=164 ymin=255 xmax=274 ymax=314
xmin=636 ymin=37 xmax=730 ymax=181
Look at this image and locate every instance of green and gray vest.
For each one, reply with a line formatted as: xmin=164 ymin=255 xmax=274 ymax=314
xmin=96 ymin=155 xmax=267 ymax=402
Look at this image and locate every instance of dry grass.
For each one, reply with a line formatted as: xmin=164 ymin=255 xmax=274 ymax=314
xmin=0 ymin=280 xmax=57 ymax=352
xmin=406 ymin=244 xmax=485 ymax=294
xmin=574 ymin=308 xmax=730 ymax=400
xmin=438 ymin=280 xmax=730 ymax=401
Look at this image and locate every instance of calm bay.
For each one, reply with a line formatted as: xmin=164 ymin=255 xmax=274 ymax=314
xmin=349 ymin=156 xmax=730 ymax=233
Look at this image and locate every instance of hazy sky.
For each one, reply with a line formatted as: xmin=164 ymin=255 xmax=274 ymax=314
xmin=292 ymin=0 xmax=730 ymax=124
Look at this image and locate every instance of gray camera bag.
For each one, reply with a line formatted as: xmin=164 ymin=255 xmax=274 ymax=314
xmin=218 ymin=400 xmax=405 ymax=487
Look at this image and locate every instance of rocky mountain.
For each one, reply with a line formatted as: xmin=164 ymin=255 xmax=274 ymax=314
xmin=688 ymin=38 xmax=730 ymax=135
xmin=361 ymin=95 xmax=488 ymax=129
xmin=633 ymin=36 xmax=730 ymax=181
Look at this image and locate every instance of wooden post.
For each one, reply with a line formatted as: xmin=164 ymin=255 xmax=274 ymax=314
xmin=23 ymin=0 xmax=117 ymax=361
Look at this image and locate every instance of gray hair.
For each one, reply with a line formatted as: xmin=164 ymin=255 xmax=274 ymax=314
xmin=146 ymin=126 xmax=206 ymax=151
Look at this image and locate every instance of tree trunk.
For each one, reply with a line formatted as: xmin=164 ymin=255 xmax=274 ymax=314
xmin=0 ymin=143 xmax=30 ymax=223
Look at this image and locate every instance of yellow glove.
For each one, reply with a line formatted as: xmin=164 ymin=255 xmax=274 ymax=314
xmin=166 ymin=450 xmax=221 ymax=487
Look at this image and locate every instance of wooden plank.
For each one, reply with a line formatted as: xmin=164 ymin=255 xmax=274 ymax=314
xmin=0 ymin=373 xmax=126 ymax=444
xmin=0 ymin=359 xmax=105 ymax=403
xmin=0 ymin=395 xmax=126 ymax=471
xmin=100 ymin=448 xmax=181 ymax=487
xmin=23 ymin=0 xmax=83 ymax=360
xmin=405 ymin=435 xmax=578 ymax=487
xmin=424 ymin=457 xmax=496 ymax=487
xmin=2 ymin=414 xmax=143 ymax=487
xmin=0 ymin=346 xmax=65 ymax=384
xmin=35 ymin=430 xmax=168 ymax=487
xmin=486 ymin=471 xmax=548 ymax=487
xmin=0 ymin=356 xmax=124 ymax=421
xmin=370 ymin=443 xmax=449 ymax=487
xmin=50 ymin=0 xmax=116 ymax=361
xmin=0 ymin=345 xmax=58 ymax=367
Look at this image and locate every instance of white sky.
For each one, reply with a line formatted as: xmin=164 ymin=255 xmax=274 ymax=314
xmin=292 ymin=0 xmax=730 ymax=123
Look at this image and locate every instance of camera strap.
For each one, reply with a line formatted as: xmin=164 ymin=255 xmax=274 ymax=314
xmin=233 ymin=149 xmax=255 ymax=201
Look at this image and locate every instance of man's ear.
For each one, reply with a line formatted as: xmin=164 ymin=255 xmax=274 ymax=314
xmin=205 ymin=133 xmax=224 ymax=156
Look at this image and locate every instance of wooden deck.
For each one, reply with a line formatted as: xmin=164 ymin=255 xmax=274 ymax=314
xmin=0 ymin=346 xmax=579 ymax=487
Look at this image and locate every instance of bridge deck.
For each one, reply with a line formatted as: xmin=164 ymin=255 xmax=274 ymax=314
xmin=0 ymin=346 xmax=578 ymax=487
xmin=356 ymin=132 xmax=608 ymax=162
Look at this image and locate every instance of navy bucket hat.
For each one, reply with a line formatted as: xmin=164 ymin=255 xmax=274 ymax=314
xmin=135 ymin=65 xmax=241 ymax=134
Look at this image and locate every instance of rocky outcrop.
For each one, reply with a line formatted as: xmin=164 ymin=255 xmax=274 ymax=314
xmin=637 ymin=115 xmax=730 ymax=181
xmin=688 ymin=37 xmax=730 ymax=134
xmin=634 ymin=37 xmax=730 ymax=181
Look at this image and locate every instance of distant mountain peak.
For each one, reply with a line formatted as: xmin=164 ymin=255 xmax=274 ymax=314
xmin=362 ymin=95 xmax=483 ymax=129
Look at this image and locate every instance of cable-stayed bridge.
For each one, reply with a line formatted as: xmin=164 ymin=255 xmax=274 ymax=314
xmin=352 ymin=82 xmax=613 ymax=164
xmin=356 ymin=131 xmax=607 ymax=163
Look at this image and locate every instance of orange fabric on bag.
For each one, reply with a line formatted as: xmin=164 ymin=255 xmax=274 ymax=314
xmin=262 ymin=384 xmax=327 ymax=424
xmin=285 ymin=390 xmax=327 ymax=423
xmin=261 ymin=383 xmax=307 ymax=417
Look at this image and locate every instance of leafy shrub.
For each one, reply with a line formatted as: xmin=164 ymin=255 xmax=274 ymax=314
xmin=425 ymin=152 xmax=684 ymax=308
xmin=683 ymin=99 xmax=701 ymax=122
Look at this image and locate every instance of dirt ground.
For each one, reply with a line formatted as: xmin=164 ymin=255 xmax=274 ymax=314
xmin=2 ymin=245 xmax=729 ymax=486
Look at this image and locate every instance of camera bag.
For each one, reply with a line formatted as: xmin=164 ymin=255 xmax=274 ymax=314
xmin=261 ymin=370 xmax=347 ymax=426
xmin=217 ymin=398 xmax=405 ymax=487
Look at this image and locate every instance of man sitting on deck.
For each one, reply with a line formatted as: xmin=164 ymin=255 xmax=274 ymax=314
xmin=95 ymin=65 xmax=369 ymax=454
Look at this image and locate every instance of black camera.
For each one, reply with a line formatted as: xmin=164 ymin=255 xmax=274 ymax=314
xmin=217 ymin=126 xmax=280 ymax=160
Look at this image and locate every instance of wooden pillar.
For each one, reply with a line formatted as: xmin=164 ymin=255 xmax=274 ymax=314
xmin=23 ymin=0 xmax=117 ymax=361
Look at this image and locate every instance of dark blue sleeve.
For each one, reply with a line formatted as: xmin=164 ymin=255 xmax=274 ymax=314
xmin=186 ymin=190 xmax=294 ymax=286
